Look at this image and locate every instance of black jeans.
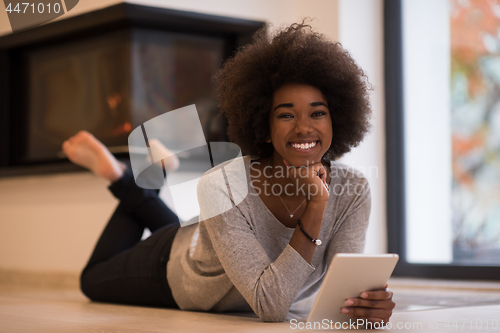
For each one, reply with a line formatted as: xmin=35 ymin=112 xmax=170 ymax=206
xmin=80 ymin=168 xmax=180 ymax=308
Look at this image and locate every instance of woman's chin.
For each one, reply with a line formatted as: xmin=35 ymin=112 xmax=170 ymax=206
xmin=272 ymin=150 xmax=323 ymax=168
xmin=288 ymin=157 xmax=321 ymax=168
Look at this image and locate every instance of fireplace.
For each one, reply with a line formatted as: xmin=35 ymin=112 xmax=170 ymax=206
xmin=0 ymin=3 xmax=264 ymax=175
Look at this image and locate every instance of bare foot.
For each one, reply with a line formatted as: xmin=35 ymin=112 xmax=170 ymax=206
xmin=147 ymin=139 xmax=180 ymax=173
xmin=62 ymin=131 xmax=125 ymax=182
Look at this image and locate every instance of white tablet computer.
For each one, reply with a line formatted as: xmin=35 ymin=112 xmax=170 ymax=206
xmin=307 ymin=253 xmax=399 ymax=324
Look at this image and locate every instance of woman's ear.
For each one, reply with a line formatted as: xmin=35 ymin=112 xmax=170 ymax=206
xmin=265 ymin=133 xmax=272 ymax=143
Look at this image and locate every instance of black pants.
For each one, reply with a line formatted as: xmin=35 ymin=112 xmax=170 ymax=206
xmin=80 ymin=168 xmax=180 ymax=308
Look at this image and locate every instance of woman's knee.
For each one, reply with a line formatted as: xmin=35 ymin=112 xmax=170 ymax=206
xmin=80 ymin=268 xmax=99 ymax=301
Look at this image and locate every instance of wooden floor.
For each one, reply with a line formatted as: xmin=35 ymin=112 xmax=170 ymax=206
xmin=1 ymin=279 xmax=500 ymax=332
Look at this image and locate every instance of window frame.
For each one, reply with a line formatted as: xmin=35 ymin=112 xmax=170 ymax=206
xmin=384 ymin=0 xmax=500 ymax=280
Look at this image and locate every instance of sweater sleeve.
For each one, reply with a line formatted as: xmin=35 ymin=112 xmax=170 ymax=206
xmin=197 ymin=171 xmax=315 ymax=322
xmin=327 ymin=177 xmax=371 ymax=258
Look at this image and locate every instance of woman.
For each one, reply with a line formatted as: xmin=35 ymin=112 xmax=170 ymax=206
xmin=63 ymin=22 xmax=395 ymax=323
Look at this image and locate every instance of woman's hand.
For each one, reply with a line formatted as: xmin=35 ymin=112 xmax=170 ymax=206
xmin=340 ymin=285 xmax=395 ymax=327
xmin=283 ymin=159 xmax=329 ymax=203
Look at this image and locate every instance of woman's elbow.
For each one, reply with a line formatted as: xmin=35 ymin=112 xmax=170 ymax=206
xmin=256 ymin=307 xmax=289 ymax=322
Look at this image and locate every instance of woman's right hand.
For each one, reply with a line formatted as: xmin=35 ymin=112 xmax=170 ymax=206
xmin=283 ymin=159 xmax=329 ymax=203
xmin=341 ymin=285 xmax=395 ymax=326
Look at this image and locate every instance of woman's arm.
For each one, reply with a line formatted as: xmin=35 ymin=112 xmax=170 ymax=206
xmin=196 ymin=166 xmax=321 ymax=322
xmin=285 ymin=160 xmax=330 ymax=264
xmin=289 ymin=200 xmax=327 ymax=263
xmin=195 ymin=159 xmax=328 ymax=322
xmin=203 ymin=205 xmax=315 ymax=322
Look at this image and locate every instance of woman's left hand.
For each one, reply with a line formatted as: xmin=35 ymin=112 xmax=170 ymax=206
xmin=340 ymin=284 xmax=395 ymax=326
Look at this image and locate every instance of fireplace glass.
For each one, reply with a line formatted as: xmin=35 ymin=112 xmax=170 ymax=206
xmin=24 ymin=28 xmax=225 ymax=163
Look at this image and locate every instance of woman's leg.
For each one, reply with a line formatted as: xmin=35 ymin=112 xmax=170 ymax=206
xmin=82 ymin=167 xmax=180 ymax=270
xmin=80 ymin=190 xmax=180 ymax=307
xmin=63 ymin=131 xmax=180 ymax=307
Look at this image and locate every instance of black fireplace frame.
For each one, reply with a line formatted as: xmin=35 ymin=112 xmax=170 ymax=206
xmin=0 ymin=3 xmax=265 ymax=176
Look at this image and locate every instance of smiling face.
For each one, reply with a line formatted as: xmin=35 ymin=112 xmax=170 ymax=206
xmin=268 ymin=83 xmax=333 ymax=167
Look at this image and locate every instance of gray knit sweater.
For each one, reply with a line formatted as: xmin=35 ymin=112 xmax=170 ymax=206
xmin=166 ymin=155 xmax=370 ymax=322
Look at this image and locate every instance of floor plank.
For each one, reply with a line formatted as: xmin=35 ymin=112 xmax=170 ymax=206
xmin=1 ymin=285 xmax=500 ymax=332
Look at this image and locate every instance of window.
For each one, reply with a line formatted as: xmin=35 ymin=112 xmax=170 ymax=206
xmin=385 ymin=0 xmax=500 ymax=279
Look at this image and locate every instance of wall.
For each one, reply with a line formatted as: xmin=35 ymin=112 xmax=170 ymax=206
xmin=0 ymin=0 xmax=386 ymax=276
xmin=0 ymin=0 xmax=337 ymax=38
xmin=0 ymin=0 xmax=123 ymax=37
xmin=338 ymin=0 xmax=386 ymax=254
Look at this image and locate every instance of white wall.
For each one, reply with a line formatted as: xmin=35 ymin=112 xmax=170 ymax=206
xmin=0 ymin=173 xmax=117 ymax=272
xmin=338 ymin=0 xmax=386 ymax=254
xmin=0 ymin=0 xmax=123 ymax=36
xmin=0 ymin=0 xmax=337 ymax=38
